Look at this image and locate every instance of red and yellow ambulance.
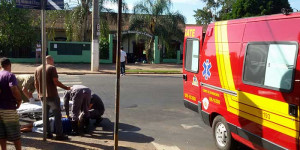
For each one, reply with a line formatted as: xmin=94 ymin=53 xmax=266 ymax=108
xmin=183 ymin=12 xmax=300 ymax=150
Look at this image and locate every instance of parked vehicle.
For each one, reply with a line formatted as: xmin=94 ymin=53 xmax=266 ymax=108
xmin=183 ymin=12 xmax=300 ymax=150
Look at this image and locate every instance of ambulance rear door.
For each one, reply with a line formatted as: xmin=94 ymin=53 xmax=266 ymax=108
xmin=183 ymin=26 xmax=203 ymax=111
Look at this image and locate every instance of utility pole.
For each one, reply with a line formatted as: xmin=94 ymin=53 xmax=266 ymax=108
xmin=91 ymin=0 xmax=100 ymax=71
xmin=41 ymin=0 xmax=47 ymax=141
xmin=114 ymin=0 xmax=122 ymax=149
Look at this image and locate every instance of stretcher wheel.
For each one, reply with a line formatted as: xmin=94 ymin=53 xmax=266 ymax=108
xmin=212 ymin=115 xmax=236 ymax=150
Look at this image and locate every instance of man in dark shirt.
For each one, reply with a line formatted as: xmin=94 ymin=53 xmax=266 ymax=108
xmin=89 ymin=93 xmax=105 ymax=125
xmin=34 ymin=55 xmax=70 ymax=140
xmin=63 ymin=85 xmax=91 ymax=134
xmin=0 ymin=57 xmax=22 ymax=150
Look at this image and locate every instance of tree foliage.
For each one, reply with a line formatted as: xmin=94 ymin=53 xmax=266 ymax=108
xmin=0 ymin=0 xmax=36 ymax=56
xmin=194 ymin=0 xmax=291 ymax=25
xmin=229 ymin=0 xmax=291 ymax=19
xmin=129 ymin=0 xmax=185 ymax=62
xmin=194 ymin=0 xmax=235 ymax=25
xmin=64 ymin=0 xmax=127 ymax=42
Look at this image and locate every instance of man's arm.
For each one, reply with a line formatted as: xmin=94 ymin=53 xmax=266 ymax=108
xmin=125 ymin=55 xmax=128 ymax=64
xmin=22 ymin=87 xmax=33 ymax=99
xmin=11 ymin=86 xmax=22 ymax=108
xmin=34 ymin=71 xmax=40 ymax=98
xmin=53 ymin=78 xmax=71 ymax=90
xmin=64 ymin=95 xmax=70 ymax=118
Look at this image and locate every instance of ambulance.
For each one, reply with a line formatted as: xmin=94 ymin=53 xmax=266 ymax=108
xmin=183 ymin=12 xmax=300 ymax=150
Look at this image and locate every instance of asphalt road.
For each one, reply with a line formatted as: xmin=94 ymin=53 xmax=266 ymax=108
xmin=79 ymin=74 xmax=216 ymax=150
xmin=14 ymin=74 xmax=249 ymax=150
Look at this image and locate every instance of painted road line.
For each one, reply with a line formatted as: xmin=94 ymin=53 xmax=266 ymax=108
xmin=181 ymin=124 xmax=202 ymax=130
xmin=152 ymin=142 xmax=181 ymax=150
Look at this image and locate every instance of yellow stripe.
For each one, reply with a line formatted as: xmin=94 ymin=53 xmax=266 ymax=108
xmin=214 ymin=21 xmax=299 ymax=138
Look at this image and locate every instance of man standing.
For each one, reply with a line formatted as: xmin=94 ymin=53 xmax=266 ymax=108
xmin=34 ymin=55 xmax=70 ymax=140
xmin=16 ymin=75 xmax=36 ymax=103
xmin=0 ymin=57 xmax=22 ymax=150
xmin=120 ymin=46 xmax=127 ymax=76
xmin=63 ymin=85 xmax=91 ymax=134
xmin=35 ymin=41 xmax=41 ymax=64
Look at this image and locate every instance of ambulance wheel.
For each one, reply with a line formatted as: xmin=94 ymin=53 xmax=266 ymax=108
xmin=212 ymin=116 xmax=236 ymax=150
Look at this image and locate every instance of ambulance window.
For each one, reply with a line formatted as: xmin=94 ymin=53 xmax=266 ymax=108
xmin=243 ymin=42 xmax=298 ymax=92
xmin=185 ymin=39 xmax=199 ymax=72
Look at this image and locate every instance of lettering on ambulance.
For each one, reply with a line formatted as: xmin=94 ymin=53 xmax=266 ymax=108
xmin=185 ymin=29 xmax=195 ymax=37
xmin=214 ymin=21 xmax=299 ymax=139
xmin=184 ymin=93 xmax=197 ymax=101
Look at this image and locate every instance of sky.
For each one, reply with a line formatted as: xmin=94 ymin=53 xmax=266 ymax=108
xmin=100 ymin=0 xmax=300 ymax=24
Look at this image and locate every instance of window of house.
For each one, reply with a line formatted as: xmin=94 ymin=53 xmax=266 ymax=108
xmin=185 ymin=39 xmax=199 ymax=72
xmin=243 ymin=42 xmax=298 ymax=92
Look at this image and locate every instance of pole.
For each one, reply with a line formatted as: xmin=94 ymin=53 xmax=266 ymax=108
xmin=41 ymin=0 xmax=47 ymax=141
xmin=91 ymin=0 xmax=100 ymax=72
xmin=114 ymin=0 xmax=122 ymax=149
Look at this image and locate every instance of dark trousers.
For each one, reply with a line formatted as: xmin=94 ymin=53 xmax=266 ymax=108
xmin=42 ymin=97 xmax=63 ymax=136
xmin=121 ymin=62 xmax=125 ymax=74
xmin=71 ymin=90 xmax=91 ymax=121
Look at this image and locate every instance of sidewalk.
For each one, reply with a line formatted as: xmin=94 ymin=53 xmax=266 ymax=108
xmin=12 ymin=63 xmax=182 ymax=75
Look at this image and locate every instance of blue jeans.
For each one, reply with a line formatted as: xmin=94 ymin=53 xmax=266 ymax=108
xmin=42 ymin=97 xmax=63 ymax=136
xmin=121 ymin=62 xmax=125 ymax=74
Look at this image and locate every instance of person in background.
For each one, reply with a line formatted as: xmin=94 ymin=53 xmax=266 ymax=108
xmin=63 ymin=85 xmax=91 ymax=134
xmin=35 ymin=41 xmax=41 ymax=64
xmin=34 ymin=55 xmax=70 ymax=140
xmin=16 ymin=75 xmax=36 ymax=103
xmin=0 ymin=57 xmax=22 ymax=150
xmin=120 ymin=46 xmax=127 ymax=76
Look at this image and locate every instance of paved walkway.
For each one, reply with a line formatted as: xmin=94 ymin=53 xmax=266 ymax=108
xmin=12 ymin=63 xmax=182 ymax=74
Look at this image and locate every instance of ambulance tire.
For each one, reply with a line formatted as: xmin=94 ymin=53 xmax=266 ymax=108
xmin=212 ymin=115 xmax=236 ymax=150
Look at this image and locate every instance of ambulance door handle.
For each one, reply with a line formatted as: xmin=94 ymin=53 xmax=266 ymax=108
xmin=183 ymin=74 xmax=187 ymax=81
xmin=289 ymin=104 xmax=298 ymax=117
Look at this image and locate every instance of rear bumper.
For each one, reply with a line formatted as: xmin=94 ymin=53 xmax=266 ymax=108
xmin=183 ymin=99 xmax=210 ymax=126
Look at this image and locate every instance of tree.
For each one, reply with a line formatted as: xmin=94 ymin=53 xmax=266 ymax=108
xmin=64 ymin=0 xmax=127 ymax=42
xmin=228 ymin=0 xmax=291 ymax=19
xmin=0 ymin=0 xmax=37 ymax=57
xmin=129 ymin=0 xmax=185 ymax=62
xmin=194 ymin=0 xmax=235 ymax=25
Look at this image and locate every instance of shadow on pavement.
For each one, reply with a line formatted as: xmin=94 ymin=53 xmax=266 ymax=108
xmin=87 ymin=118 xmax=155 ymax=144
xmin=18 ymin=118 xmax=154 ymax=150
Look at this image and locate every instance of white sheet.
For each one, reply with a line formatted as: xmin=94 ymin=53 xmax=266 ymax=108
xmin=17 ymin=99 xmax=73 ymax=114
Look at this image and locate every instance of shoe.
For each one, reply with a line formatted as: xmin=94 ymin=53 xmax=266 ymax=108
xmin=47 ymin=133 xmax=53 ymax=139
xmin=55 ymin=134 xmax=68 ymax=141
xmin=121 ymin=74 xmax=124 ymax=76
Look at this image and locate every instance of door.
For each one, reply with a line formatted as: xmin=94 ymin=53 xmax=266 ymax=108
xmin=183 ymin=26 xmax=203 ymax=106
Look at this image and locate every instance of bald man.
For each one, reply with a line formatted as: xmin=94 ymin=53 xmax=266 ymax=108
xmin=34 ymin=55 xmax=70 ymax=141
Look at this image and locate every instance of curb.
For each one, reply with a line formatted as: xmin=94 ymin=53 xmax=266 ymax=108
xmin=12 ymin=71 xmax=182 ymax=75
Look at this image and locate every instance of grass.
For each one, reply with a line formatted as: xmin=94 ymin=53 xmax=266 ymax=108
xmin=126 ymin=69 xmax=181 ymax=73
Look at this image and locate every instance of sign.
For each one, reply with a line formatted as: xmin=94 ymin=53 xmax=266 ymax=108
xmin=15 ymin=0 xmax=64 ymax=10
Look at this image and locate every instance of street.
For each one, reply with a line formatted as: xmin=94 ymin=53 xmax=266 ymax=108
xmin=17 ymin=74 xmax=218 ymax=150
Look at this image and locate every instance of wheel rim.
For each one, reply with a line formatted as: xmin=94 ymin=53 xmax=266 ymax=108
xmin=215 ymin=122 xmax=228 ymax=147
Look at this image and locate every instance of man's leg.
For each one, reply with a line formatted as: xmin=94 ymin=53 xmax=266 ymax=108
xmin=121 ymin=62 xmax=125 ymax=75
xmin=2 ymin=110 xmax=21 ymax=150
xmin=0 ymin=139 xmax=6 ymax=150
xmin=13 ymin=140 xmax=21 ymax=150
xmin=47 ymin=97 xmax=64 ymax=137
xmin=0 ymin=111 xmax=6 ymax=150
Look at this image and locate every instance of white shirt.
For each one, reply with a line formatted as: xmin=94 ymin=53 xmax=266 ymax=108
xmin=36 ymin=44 xmax=41 ymax=52
xmin=120 ymin=50 xmax=127 ymax=62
